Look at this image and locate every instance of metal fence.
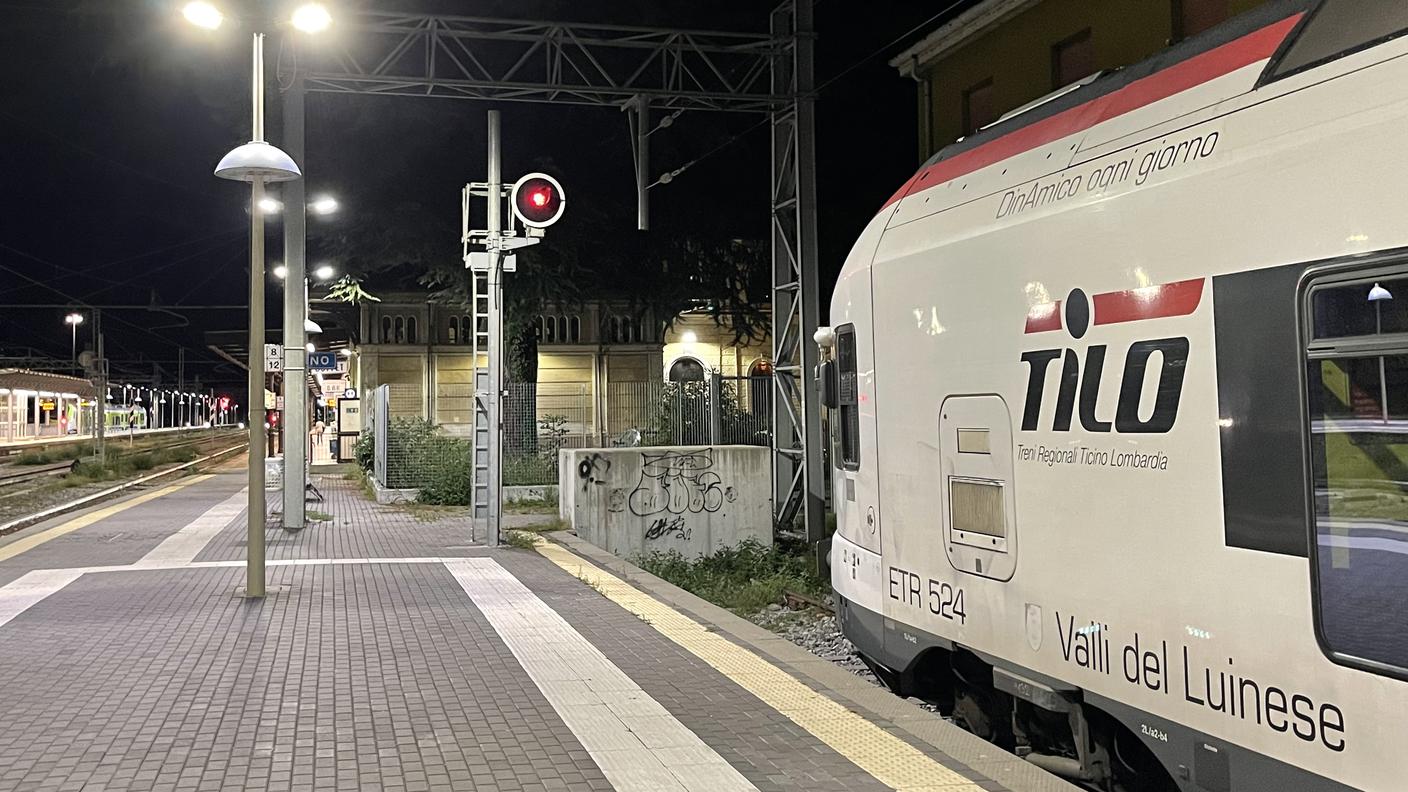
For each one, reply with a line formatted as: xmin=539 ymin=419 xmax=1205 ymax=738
xmin=369 ymin=376 xmax=775 ymax=493
xmin=501 ymin=376 xmax=773 ymax=486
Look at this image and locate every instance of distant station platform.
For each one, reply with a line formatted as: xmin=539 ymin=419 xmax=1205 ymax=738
xmin=0 ymin=471 xmax=1073 ymax=792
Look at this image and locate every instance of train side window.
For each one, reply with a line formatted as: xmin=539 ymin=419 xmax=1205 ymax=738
xmin=1267 ymin=0 xmax=1408 ymax=82
xmin=835 ymin=324 xmax=860 ymax=470
xmin=1303 ymin=270 xmax=1408 ymax=676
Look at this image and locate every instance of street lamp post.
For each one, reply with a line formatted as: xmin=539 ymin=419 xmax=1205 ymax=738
xmin=185 ymin=1 xmax=329 ymax=594
xmin=64 ymin=313 xmax=84 ymax=370
xmin=206 ymin=29 xmax=303 ymax=600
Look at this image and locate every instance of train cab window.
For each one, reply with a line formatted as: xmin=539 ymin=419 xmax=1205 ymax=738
xmin=835 ymin=325 xmax=860 ymax=470
xmin=1268 ymin=0 xmax=1408 ymax=81
xmin=1303 ymin=271 xmax=1408 ymax=674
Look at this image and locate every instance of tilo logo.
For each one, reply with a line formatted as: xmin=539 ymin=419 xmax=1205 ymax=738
xmin=1019 ymin=279 xmax=1201 ymax=433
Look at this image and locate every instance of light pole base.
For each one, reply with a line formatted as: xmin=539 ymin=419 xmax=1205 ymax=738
xmin=233 ymin=585 xmax=288 ymax=599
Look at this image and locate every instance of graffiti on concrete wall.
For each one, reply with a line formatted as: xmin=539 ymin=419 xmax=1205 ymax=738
xmin=645 ymin=516 xmax=691 ymax=542
xmin=626 ymin=448 xmax=738 ymax=517
xmin=577 ymin=453 xmax=611 ymax=492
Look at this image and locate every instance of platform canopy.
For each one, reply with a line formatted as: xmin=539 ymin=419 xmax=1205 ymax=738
xmin=0 ymin=369 xmax=98 ymax=399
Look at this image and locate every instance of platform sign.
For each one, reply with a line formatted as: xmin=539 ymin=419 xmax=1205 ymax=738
xmin=308 ymin=351 xmax=337 ymax=371
xmin=263 ymin=344 xmax=283 ymax=373
xmin=338 ymin=399 xmax=362 ymax=434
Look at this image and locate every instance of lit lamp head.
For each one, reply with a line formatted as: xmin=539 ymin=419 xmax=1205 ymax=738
xmin=215 ymin=141 xmax=301 ymax=183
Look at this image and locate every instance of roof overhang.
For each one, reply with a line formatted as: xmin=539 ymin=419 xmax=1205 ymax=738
xmin=890 ymin=0 xmax=1044 ymax=77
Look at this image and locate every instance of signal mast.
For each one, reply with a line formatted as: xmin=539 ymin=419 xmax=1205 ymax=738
xmin=462 ymin=111 xmax=567 ymax=546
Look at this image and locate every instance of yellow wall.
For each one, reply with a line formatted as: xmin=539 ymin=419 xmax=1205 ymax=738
xmin=434 ymin=354 xmax=475 ymax=429
xmin=537 ymin=352 xmax=594 ymax=433
xmin=662 ymin=314 xmax=770 ymax=380
xmin=917 ymin=0 xmax=1267 ymax=159
xmin=378 ymin=355 xmax=424 ymax=420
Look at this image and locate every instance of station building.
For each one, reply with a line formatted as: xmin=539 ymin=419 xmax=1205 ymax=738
xmin=351 ymin=296 xmax=771 ymax=444
xmin=892 ymin=0 xmax=1269 ymax=160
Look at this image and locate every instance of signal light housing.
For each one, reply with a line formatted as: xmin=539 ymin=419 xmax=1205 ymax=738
xmin=510 ymin=173 xmax=566 ymax=229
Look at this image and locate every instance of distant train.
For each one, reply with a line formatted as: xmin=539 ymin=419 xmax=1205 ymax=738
xmin=820 ymin=2 xmax=1408 ymax=790
xmin=104 ymin=405 xmax=149 ymax=430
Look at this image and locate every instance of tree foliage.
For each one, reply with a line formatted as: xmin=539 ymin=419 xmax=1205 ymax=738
xmin=315 ymin=195 xmax=770 ymax=382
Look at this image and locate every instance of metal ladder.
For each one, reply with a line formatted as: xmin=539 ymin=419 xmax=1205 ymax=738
xmin=470 ymin=268 xmax=492 ymax=531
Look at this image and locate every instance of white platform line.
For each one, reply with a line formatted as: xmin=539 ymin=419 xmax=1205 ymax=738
xmin=446 ymin=558 xmax=758 ymax=792
xmin=136 ymin=489 xmax=248 ymax=567
xmin=0 ymin=569 xmax=84 ymax=630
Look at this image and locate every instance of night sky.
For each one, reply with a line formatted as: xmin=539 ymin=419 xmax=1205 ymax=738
xmin=0 ymin=0 xmax=972 ymax=391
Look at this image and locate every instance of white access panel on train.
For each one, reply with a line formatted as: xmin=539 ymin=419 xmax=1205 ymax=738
xmin=939 ymin=395 xmax=1016 ymax=581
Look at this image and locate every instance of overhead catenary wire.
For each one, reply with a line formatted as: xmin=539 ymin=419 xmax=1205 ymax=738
xmin=648 ymin=1 xmax=972 ymax=185
xmin=0 ymin=246 xmax=227 ymax=368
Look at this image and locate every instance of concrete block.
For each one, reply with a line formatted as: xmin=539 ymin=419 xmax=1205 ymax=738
xmin=504 ymin=484 xmax=557 ymax=504
xmin=559 ymin=446 xmax=771 ymax=558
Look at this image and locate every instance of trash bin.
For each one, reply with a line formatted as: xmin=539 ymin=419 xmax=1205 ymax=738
xmin=329 ymin=437 xmax=340 ymax=461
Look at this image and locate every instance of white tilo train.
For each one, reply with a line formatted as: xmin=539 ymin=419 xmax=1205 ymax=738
xmin=820 ymin=2 xmax=1408 ymax=790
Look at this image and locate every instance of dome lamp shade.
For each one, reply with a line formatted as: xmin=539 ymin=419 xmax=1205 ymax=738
xmin=215 ymin=141 xmax=302 ymax=183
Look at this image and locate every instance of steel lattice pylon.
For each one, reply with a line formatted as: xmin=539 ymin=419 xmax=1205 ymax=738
xmin=288 ymin=3 xmax=824 ymax=551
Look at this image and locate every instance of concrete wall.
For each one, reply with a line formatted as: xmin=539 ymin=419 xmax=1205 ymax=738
xmin=559 ymin=445 xmax=771 ymax=558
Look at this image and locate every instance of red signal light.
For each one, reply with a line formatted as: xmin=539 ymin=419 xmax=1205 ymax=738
xmin=510 ymin=173 xmax=566 ymax=229
xmin=219 ymin=396 xmax=230 ymax=410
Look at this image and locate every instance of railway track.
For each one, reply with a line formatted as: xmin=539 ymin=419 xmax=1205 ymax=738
xmin=0 ymin=460 xmax=77 ymax=489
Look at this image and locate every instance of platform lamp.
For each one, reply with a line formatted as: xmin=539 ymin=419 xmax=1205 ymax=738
xmin=192 ymin=12 xmax=300 ymax=601
xmin=1370 ymin=283 xmax=1393 ymax=423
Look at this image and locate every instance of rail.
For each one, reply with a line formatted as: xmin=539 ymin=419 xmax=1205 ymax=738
xmin=0 ymin=460 xmax=77 ymax=489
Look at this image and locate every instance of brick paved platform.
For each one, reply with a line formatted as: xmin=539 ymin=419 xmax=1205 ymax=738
xmin=0 ymin=469 xmax=1075 ymax=792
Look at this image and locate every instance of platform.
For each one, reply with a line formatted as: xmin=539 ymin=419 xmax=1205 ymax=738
xmin=0 ymin=470 xmax=1075 ymax=792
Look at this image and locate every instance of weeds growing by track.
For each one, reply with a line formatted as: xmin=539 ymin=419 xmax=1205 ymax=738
xmin=634 ymin=538 xmax=829 ymax=615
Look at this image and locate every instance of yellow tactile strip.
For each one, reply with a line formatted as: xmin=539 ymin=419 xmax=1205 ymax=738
xmin=535 ymin=541 xmax=987 ymax=792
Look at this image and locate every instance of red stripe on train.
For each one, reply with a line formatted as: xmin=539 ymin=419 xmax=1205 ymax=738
xmin=880 ymin=14 xmax=1302 ymax=214
xmin=1093 ymin=278 xmax=1205 ymax=326
xmin=1024 ymin=302 xmax=1063 ymax=333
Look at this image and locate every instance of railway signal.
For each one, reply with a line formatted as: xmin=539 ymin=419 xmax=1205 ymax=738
xmin=510 ymin=173 xmax=566 ymax=229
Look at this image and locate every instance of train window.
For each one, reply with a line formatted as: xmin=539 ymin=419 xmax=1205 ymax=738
xmin=1268 ymin=0 xmax=1408 ymax=81
xmin=835 ymin=324 xmax=860 ymax=470
xmin=1310 ymin=278 xmax=1408 ymax=339
xmin=1303 ymin=270 xmax=1408 ymax=675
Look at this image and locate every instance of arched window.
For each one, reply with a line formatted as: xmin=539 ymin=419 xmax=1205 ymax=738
xmin=447 ymin=316 xmax=459 ymax=344
xmin=557 ymin=316 xmax=568 ymax=343
xmin=669 ymin=357 xmax=706 ymax=383
xmin=608 ymin=316 xmax=620 ymax=344
xmin=462 ymin=315 xmax=473 ymax=344
xmin=394 ymin=316 xmax=405 ymax=344
xmin=406 ymin=316 xmax=418 ymax=344
xmin=543 ymin=315 xmax=556 ymax=343
xmin=569 ymin=315 xmax=581 ymax=343
xmin=381 ymin=316 xmax=392 ymax=343
xmin=748 ymin=359 xmax=774 ymax=378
